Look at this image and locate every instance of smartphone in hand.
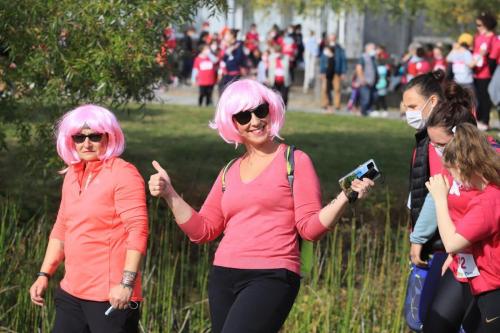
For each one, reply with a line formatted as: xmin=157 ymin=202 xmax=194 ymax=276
xmin=339 ymin=159 xmax=381 ymax=196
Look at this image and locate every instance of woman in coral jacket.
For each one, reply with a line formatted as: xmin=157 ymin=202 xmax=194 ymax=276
xmin=29 ymin=105 xmax=148 ymax=333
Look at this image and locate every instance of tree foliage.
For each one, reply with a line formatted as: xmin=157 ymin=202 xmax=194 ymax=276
xmin=0 ymin=0 xmax=224 ymax=207
xmin=250 ymin=0 xmax=498 ymax=30
xmin=0 ymin=0 xmax=224 ymax=107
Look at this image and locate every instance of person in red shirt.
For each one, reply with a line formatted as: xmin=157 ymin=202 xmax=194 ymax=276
xmin=267 ymin=44 xmax=291 ymax=106
xmin=148 ymin=79 xmax=375 ymax=333
xmin=473 ymin=12 xmax=497 ymax=130
xmin=432 ymin=46 xmax=447 ymax=72
xmin=192 ymin=44 xmax=218 ymax=106
xmin=29 ymin=105 xmax=148 ymax=332
xmin=407 ymin=47 xmax=432 ymax=80
xmin=245 ymin=23 xmax=260 ymax=53
xmin=427 ymin=123 xmax=500 ymax=333
xmin=418 ymin=91 xmax=483 ymax=332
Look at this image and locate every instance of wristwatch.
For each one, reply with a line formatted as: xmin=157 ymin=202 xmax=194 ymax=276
xmin=37 ymin=272 xmax=51 ymax=279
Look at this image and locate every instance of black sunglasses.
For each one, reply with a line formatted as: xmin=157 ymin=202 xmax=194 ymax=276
xmin=233 ymin=103 xmax=270 ymax=125
xmin=72 ymin=133 xmax=104 ymax=144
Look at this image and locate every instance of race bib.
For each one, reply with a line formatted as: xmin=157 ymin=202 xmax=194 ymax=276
xmin=456 ymin=253 xmax=480 ymax=278
xmin=275 ymin=68 xmax=285 ymax=76
xmin=199 ymin=60 xmax=214 ymax=71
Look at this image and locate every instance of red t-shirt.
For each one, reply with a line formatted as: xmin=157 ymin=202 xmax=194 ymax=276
xmin=428 ymin=144 xmax=443 ymax=176
xmin=473 ymin=33 xmax=496 ymax=79
xmin=274 ymin=57 xmax=285 ymax=84
xmin=490 ymin=35 xmax=500 ymax=64
xmin=433 ymin=58 xmax=447 ymax=72
xmin=193 ymin=54 xmax=217 ymax=86
xmin=408 ymin=59 xmax=432 ymax=77
xmin=455 ymin=184 xmax=500 ymax=295
xmin=245 ymin=31 xmax=259 ymax=52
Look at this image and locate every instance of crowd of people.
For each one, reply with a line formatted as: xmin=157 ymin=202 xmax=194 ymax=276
xmin=25 ymin=10 xmax=499 ymax=333
xmin=157 ymin=12 xmax=499 ymax=129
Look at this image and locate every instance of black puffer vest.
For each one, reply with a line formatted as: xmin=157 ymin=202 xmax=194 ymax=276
xmin=409 ymin=129 xmax=443 ymax=258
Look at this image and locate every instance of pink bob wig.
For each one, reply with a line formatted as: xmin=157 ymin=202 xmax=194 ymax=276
xmin=210 ymin=79 xmax=285 ymax=144
xmin=56 ymin=104 xmax=125 ymax=166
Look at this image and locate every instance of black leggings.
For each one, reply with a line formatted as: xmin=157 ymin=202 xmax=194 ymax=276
xmin=423 ymin=269 xmax=480 ymax=333
xmin=208 ymin=265 xmax=300 ymax=333
xmin=198 ymin=85 xmax=214 ymax=106
xmin=476 ymin=289 xmax=500 ymax=333
xmin=53 ymin=288 xmax=140 ymax=333
xmin=474 ymin=78 xmax=492 ymax=126
xmin=273 ymin=82 xmax=289 ymax=107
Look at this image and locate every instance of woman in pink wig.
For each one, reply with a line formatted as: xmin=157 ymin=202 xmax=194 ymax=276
xmin=29 ymin=105 xmax=148 ymax=333
xmin=149 ymin=79 xmax=374 ymax=332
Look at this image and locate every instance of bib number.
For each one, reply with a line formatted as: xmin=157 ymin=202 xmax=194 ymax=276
xmin=456 ymin=253 xmax=480 ymax=278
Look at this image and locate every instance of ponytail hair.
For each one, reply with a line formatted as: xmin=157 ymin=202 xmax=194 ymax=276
xmin=443 ymin=123 xmax=500 ymax=187
xmin=404 ymin=69 xmax=446 ymax=101
xmin=426 ymin=81 xmax=476 ymax=134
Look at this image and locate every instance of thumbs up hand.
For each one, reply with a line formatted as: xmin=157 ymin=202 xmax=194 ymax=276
xmin=149 ymin=160 xmax=172 ymax=198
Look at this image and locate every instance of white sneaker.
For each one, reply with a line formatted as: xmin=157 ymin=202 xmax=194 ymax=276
xmin=369 ymin=110 xmax=380 ymax=117
xmin=381 ymin=111 xmax=389 ymax=118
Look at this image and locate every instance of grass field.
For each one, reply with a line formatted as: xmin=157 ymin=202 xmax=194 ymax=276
xmin=0 ymin=104 xmax=415 ymax=332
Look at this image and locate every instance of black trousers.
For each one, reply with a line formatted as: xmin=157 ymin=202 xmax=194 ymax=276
xmin=208 ymin=266 xmax=300 ymax=333
xmin=198 ymin=85 xmax=214 ymax=106
xmin=423 ymin=269 xmax=480 ymax=333
xmin=53 ymin=288 xmax=140 ymax=333
xmin=273 ymin=82 xmax=289 ymax=107
xmin=375 ymin=94 xmax=388 ymax=111
xmin=476 ymin=289 xmax=500 ymax=333
xmin=219 ymin=75 xmax=240 ymax=96
xmin=474 ymin=78 xmax=492 ymax=125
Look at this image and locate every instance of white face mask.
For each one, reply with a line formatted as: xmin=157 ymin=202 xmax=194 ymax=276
xmin=405 ymin=98 xmax=431 ymax=129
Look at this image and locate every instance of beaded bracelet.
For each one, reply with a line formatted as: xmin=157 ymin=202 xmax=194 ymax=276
xmin=121 ymin=271 xmax=137 ymax=289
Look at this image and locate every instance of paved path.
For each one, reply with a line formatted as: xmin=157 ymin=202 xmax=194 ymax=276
xmin=153 ymin=84 xmax=500 ymax=130
xmin=153 ymin=84 xmax=405 ymax=120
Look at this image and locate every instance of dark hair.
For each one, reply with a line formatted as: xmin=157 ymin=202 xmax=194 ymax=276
xmin=229 ymin=29 xmax=239 ymax=38
xmin=427 ymin=82 xmax=477 ymax=134
xmin=477 ymin=12 xmax=497 ymax=31
xmin=404 ymin=69 xmax=446 ymax=100
xmin=416 ymin=47 xmax=426 ymax=58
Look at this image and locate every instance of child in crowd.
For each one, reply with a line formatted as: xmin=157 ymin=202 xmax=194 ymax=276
xmin=192 ymin=44 xmax=218 ymax=106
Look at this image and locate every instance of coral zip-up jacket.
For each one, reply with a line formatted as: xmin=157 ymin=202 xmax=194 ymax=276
xmin=50 ymin=157 xmax=148 ymax=301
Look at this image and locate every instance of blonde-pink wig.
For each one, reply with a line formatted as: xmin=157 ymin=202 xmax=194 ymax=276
xmin=210 ymin=79 xmax=285 ymax=144
xmin=56 ymin=104 xmax=125 ymax=166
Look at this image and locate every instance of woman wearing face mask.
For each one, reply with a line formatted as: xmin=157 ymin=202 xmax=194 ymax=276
xmin=402 ymin=70 xmax=445 ymax=258
xmin=405 ymin=76 xmax=498 ymax=331
xmin=148 ymin=79 xmax=374 ymax=333
xmin=426 ymin=123 xmax=500 ymax=333
xmin=401 ymin=70 xmax=446 ymax=330
xmin=413 ymin=89 xmax=483 ymax=332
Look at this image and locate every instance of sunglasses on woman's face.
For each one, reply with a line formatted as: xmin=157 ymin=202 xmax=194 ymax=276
xmin=232 ymin=103 xmax=270 ymax=125
xmin=72 ymin=133 xmax=104 ymax=144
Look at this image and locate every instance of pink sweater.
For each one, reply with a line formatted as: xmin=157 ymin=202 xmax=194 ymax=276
xmin=179 ymin=145 xmax=329 ymax=274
